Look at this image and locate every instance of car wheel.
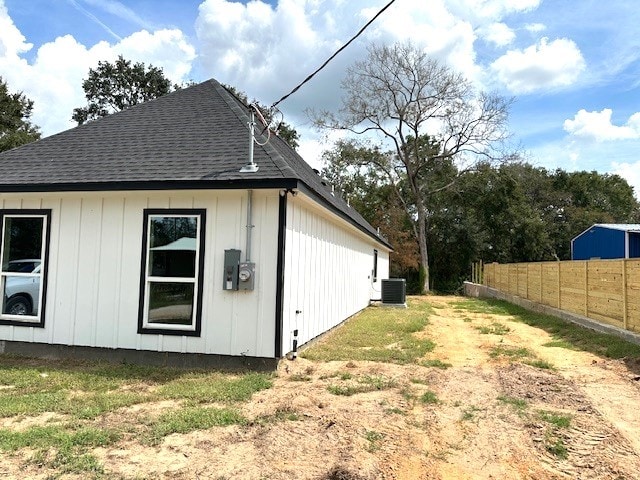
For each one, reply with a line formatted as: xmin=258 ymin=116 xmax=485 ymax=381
xmin=6 ymin=296 xmax=32 ymax=316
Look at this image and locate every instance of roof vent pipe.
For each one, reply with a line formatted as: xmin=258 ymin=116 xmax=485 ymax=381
xmin=240 ymin=109 xmax=259 ymax=173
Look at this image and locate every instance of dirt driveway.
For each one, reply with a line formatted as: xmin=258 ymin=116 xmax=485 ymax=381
xmin=3 ymin=295 xmax=640 ymax=479
xmin=406 ymin=296 xmax=640 ymax=479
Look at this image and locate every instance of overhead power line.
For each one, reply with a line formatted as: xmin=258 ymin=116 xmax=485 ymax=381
xmin=270 ymin=0 xmax=397 ymax=109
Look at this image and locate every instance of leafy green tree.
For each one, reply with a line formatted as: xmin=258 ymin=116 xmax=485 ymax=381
xmin=0 ymin=77 xmax=41 ymax=152
xmin=547 ymin=170 xmax=639 ymax=259
xmin=455 ymin=164 xmax=640 ymax=265
xmin=72 ymin=55 xmax=175 ymax=125
xmin=458 ymin=163 xmax=555 ymax=264
xmin=314 ymin=42 xmax=512 ymax=292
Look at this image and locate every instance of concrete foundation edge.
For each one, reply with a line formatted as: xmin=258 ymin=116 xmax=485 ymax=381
xmin=463 ymin=281 xmax=640 ymax=346
xmin=0 ymin=341 xmax=279 ymax=371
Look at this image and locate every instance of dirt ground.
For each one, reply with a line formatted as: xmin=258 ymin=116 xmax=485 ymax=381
xmin=3 ymin=295 xmax=640 ymax=479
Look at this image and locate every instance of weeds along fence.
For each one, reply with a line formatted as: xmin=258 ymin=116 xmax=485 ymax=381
xmin=483 ymin=260 xmax=640 ymax=334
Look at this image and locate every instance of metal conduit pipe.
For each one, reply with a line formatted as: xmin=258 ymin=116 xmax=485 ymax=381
xmin=246 ymin=189 xmax=253 ymax=262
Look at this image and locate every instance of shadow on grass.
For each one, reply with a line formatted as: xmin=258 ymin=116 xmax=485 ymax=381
xmin=0 ymin=355 xmax=191 ymax=383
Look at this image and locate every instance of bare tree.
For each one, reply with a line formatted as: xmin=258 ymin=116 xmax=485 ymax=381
xmin=314 ymin=42 xmax=512 ymax=292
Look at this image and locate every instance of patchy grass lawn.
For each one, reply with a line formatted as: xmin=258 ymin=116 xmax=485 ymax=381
xmin=0 ymin=357 xmax=272 ymax=474
xmin=0 ymin=298 xmax=439 ymax=477
xmin=301 ymin=297 xmax=435 ymax=364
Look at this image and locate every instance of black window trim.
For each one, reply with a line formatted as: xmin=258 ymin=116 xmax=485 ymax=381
xmin=0 ymin=209 xmax=52 ymax=328
xmin=373 ymin=249 xmax=378 ymax=282
xmin=137 ymin=208 xmax=207 ymax=336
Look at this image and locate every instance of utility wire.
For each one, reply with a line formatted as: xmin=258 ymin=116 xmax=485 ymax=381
xmin=270 ymin=0 xmax=397 ymax=109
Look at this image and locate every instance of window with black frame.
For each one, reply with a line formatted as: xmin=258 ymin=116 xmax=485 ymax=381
xmin=138 ymin=209 xmax=206 ymax=335
xmin=373 ymin=249 xmax=378 ymax=282
xmin=0 ymin=210 xmax=50 ymax=325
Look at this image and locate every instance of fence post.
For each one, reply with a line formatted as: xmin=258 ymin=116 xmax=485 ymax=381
xmin=584 ymin=261 xmax=588 ymax=316
xmin=557 ymin=261 xmax=561 ymax=309
xmin=539 ymin=263 xmax=543 ymax=303
xmin=623 ymin=260 xmax=628 ymax=330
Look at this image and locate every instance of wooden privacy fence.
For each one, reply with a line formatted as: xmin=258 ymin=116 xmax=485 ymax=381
xmin=483 ymin=260 xmax=640 ymax=334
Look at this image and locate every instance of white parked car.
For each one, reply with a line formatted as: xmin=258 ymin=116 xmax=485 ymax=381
xmin=4 ymin=260 xmax=41 ymax=316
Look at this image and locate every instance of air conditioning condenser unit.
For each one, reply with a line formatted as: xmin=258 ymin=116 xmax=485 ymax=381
xmin=381 ymin=279 xmax=407 ymax=307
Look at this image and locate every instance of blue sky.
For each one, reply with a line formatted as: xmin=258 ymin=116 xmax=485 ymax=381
xmin=1 ymin=0 xmax=639 ymax=193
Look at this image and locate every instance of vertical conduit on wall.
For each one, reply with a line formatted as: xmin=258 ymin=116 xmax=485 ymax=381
xmin=246 ymin=189 xmax=253 ymax=262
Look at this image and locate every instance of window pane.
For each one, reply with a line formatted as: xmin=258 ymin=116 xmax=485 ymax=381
xmin=149 ymin=217 xmax=197 ymax=277
xmin=1 ymin=216 xmax=44 ymax=318
xmin=373 ymin=250 xmax=378 ymax=279
xmin=147 ymin=282 xmax=194 ymax=325
xmin=3 ymin=275 xmax=39 ymax=316
xmin=2 ymin=217 xmax=43 ymax=271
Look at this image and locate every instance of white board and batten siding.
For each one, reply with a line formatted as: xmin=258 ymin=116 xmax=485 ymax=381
xmin=0 ymin=189 xmax=281 ymax=358
xmin=280 ymin=193 xmax=390 ymax=356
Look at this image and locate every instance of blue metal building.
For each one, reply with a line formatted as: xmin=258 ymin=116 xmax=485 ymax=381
xmin=571 ymin=224 xmax=640 ymax=260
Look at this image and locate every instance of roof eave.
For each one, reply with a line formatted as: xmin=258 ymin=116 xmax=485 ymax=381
xmin=0 ymin=178 xmax=299 ymax=193
xmin=295 ymin=182 xmax=393 ymax=250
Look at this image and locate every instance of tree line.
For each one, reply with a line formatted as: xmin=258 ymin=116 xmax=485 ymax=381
xmin=322 ymin=144 xmax=639 ymax=292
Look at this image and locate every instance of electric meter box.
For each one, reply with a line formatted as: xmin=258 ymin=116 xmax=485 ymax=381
xmin=238 ymin=262 xmax=255 ymax=290
xmin=223 ymin=249 xmax=241 ymax=290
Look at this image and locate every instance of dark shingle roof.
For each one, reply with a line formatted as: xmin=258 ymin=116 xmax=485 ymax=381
xmin=0 ymin=79 xmax=389 ymax=248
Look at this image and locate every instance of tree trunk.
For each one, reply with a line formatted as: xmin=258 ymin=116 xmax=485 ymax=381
xmin=416 ymin=199 xmax=430 ymax=294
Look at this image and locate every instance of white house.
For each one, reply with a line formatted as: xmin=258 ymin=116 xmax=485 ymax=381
xmin=0 ymin=79 xmax=391 ymax=368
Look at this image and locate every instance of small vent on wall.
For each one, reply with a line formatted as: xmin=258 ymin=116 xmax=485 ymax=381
xmin=381 ymin=279 xmax=407 ymax=307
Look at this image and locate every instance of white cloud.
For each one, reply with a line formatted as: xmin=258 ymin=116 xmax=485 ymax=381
xmin=525 ymin=23 xmax=545 ymax=33
xmin=194 ymin=0 xmax=537 ymax=107
xmin=446 ymin=0 xmax=540 ymax=22
xmin=490 ymin=37 xmax=585 ymax=93
xmin=194 ymin=0 xmax=546 ymax=103
xmin=117 ymin=30 xmax=196 ymax=81
xmin=480 ymin=22 xmax=515 ymax=46
xmin=0 ymin=0 xmax=195 ymax=136
xmin=612 ymin=160 xmax=640 ymax=198
xmin=195 ymin=0 xmax=331 ymax=106
xmin=360 ymin=1 xmax=478 ymax=79
xmin=195 ymin=0 xmax=540 ymax=165
xmin=0 ymin=0 xmax=31 ymax=57
xmin=564 ymin=109 xmax=640 ymax=142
